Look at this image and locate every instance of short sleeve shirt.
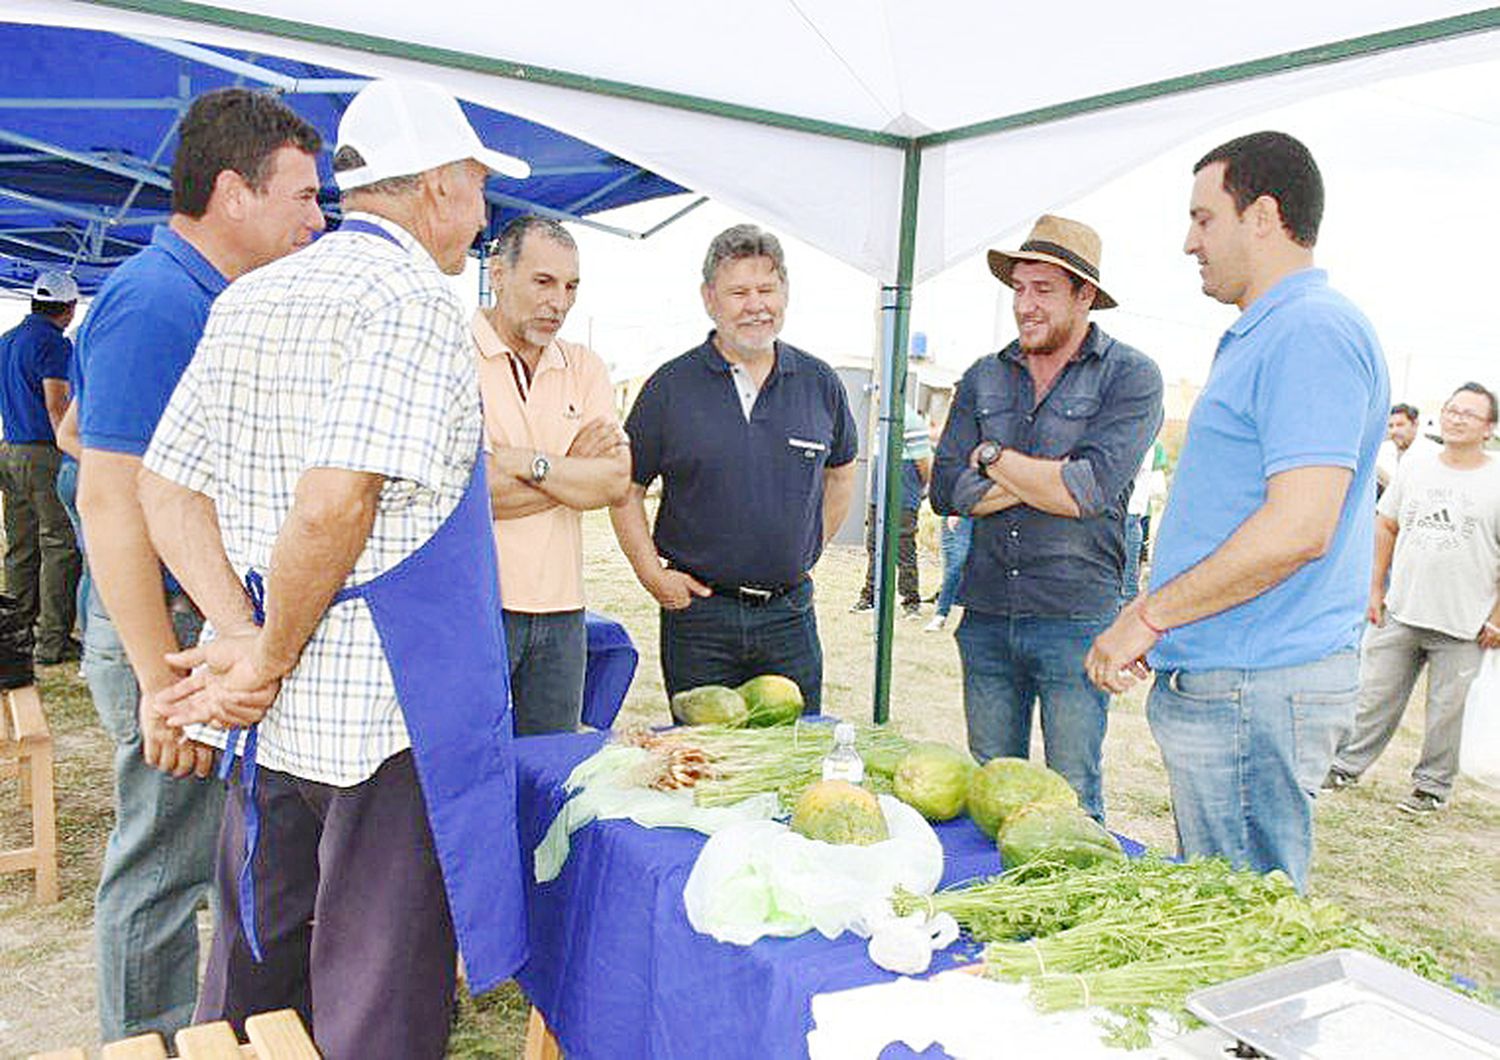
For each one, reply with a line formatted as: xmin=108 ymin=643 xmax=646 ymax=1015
xmin=1379 ymin=451 xmax=1500 ymax=639
xmin=76 ymin=226 xmax=227 ymax=455
xmin=1149 ymin=269 xmax=1389 ymax=671
xmin=145 ymin=213 xmax=482 ymax=786
xmin=0 ymin=314 xmax=72 ymax=443
xmin=625 ymin=334 xmax=857 ymax=587
xmin=472 ymin=311 xmax=618 ymax=612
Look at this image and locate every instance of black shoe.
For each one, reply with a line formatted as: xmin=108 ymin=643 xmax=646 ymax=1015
xmin=902 ymin=602 xmax=923 ymax=619
xmin=1321 ymin=767 xmax=1358 ymax=793
xmin=35 ymin=637 xmax=82 ymax=666
xmin=849 ymin=599 xmax=874 ymax=613
xmin=1396 ymin=789 xmax=1446 ymax=815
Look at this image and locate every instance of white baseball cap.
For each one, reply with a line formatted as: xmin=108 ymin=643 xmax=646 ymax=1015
xmin=334 ymin=79 xmax=530 ymax=191
xmin=31 ymin=270 xmax=78 ymax=303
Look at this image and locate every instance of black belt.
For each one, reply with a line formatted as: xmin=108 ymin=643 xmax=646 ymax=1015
xmin=678 ymin=568 xmax=805 ymax=607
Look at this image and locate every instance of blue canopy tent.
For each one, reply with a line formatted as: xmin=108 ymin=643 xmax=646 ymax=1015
xmin=0 ymin=23 xmax=695 ymax=295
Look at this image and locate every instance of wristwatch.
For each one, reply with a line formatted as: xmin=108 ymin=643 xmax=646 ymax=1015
xmin=530 ymin=452 xmax=550 ymax=484
xmin=975 ymin=440 xmax=1005 ymax=468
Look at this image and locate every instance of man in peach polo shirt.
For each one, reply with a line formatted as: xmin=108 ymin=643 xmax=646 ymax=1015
xmin=475 ymin=216 xmax=631 ymax=734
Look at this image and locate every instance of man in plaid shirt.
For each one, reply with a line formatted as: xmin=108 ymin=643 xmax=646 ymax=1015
xmin=141 ymin=80 xmax=531 ymax=1058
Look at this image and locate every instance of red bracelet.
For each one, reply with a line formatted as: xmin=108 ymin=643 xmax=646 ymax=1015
xmin=1136 ymin=604 xmax=1167 ymax=636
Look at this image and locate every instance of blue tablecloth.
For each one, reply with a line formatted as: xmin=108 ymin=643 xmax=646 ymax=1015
xmin=582 ymin=612 xmax=638 ymax=730
xmin=514 ymin=731 xmax=1008 ymax=1060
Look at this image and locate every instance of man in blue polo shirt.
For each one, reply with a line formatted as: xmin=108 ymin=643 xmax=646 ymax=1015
xmin=0 ymin=270 xmax=82 ymax=664
xmin=1086 ymin=132 xmax=1387 ymax=891
xmin=613 ymin=224 xmax=857 ymax=713
xmin=74 ymin=88 xmax=323 ymax=1041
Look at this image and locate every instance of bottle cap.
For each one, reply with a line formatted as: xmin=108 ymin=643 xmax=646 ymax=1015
xmin=833 ymin=721 xmax=856 ymax=744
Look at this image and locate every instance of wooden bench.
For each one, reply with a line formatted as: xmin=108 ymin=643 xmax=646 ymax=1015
xmin=0 ymin=683 xmax=58 ymax=903
xmin=27 ymin=1009 xmax=319 ymax=1059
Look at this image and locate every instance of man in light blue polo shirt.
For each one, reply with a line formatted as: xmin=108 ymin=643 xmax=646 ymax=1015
xmin=75 ymin=88 xmax=323 ymax=1041
xmin=1085 ymin=132 xmax=1387 ymax=891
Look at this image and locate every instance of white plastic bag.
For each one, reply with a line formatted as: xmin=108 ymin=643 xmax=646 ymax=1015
xmin=682 ymin=796 xmax=944 ymax=945
xmin=1460 ymin=650 xmax=1500 ymax=787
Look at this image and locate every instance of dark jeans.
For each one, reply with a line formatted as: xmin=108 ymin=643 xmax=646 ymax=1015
xmin=503 ymin=608 xmax=586 ymax=736
xmin=0 ymin=441 xmax=80 ymax=655
xmin=196 ymin=751 xmax=457 ymax=1060
xmin=955 ymin=609 xmax=1115 ymax=822
xmin=660 ymin=579 xmax=823 ymax=713
xmin=858 ymin=505 xmax=919 ymax=607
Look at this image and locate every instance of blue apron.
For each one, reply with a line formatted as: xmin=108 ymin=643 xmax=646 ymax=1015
xmin=221 ymin=216 xmax=528 ymax=992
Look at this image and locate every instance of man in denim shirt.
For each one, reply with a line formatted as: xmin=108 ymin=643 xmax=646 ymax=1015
xmin=1086 ymin=133 xmax=1387 ymax=891
xmin=931 ymin=216 xmax=1162 ymax=822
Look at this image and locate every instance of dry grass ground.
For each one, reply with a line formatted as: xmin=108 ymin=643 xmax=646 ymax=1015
xmin=3 ymin=510 xmax=1497 ymax=1057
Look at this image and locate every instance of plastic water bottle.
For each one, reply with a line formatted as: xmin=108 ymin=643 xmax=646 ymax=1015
xmin=821 ymin=722 xmax=865 ymax=784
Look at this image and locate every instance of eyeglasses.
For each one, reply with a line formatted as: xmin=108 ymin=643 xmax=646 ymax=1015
xmin=1440 ymin=404 xmax=1490 ymax=424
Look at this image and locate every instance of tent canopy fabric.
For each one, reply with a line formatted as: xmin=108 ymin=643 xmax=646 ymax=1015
xmin=0 ymin=23 xmax=686 ymax=294
xmin=6 ymin=1 xmax=1497 ymax=284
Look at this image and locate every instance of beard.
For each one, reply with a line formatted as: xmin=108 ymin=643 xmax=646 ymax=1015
xmin=1018 ymin=318 xmax=1074 ymax=356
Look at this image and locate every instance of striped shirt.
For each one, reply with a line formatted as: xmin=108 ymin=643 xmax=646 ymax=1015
xmin=144 ymin=212 xmax=482 ymax=786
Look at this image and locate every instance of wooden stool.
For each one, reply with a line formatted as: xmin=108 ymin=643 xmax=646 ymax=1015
xmin=26 ymin=1008 xmax=319 ymax=1059
xmin=523 ymin=1006 xmax=563 ymax=1060
xmin=0 ymin=684 xmax=58 ymax=903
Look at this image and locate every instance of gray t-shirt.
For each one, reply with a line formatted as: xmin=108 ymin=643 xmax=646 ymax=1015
xmin=1379 ymin=450 xmax=1500 ymax=639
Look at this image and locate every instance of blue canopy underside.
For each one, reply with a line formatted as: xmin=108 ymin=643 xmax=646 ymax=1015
xmin=0 ymin=24 xmax=687 ymax=294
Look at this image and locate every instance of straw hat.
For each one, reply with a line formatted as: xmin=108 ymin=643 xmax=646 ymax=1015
xmin=987 ymin=215 xmax=1116 ymax=310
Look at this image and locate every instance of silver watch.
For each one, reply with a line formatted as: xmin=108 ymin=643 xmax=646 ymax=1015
xmin=530 ymin=452 xmax=550 ymax=484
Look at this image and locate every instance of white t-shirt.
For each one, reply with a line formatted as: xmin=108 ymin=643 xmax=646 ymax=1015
xmin=1379 ymin=450 xmax=1500 ymax=639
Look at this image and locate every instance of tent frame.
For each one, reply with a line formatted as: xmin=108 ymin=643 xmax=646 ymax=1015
xmin=67 ymin=0 xmax=1500 ymax=720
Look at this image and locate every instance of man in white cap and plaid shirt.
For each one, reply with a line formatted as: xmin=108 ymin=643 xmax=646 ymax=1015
xmin=141 ymin=79 xmax=531 ymax=1058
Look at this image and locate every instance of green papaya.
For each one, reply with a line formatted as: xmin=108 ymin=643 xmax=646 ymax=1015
xmin=892 ymin=742 xmax=974 ymax=821
xmin=790 ymin=780 xmax=890 ymax=845
xmin=998 ymin=803 xmax=1125 ymax=870
xmin=671 ymin=684 xmax=749 ymax=727
xmin=736 ymin=674 xmax=804 ymax=727
xmin=966 ymin=757 xmax=1078 ymax=838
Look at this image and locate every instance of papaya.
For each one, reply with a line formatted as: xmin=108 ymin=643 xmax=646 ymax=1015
xmin=671 ymin=685 xmax=749 ymax=727
xmin=736 ymin=674 xmax=804 ymax=727
xmin=892 ymin=742 xmax=974 ymax=821
xmin=998 ymin=803 xmax=1124 ymax=870
xmin=790 ymin=780 xmax=889 ymax=846
xmin=966 ymin=757 xmax=1078 ymax=839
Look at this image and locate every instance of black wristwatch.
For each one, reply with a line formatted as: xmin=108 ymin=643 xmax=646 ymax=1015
xmin=976 ymin=440 xmax=1004 ymax=468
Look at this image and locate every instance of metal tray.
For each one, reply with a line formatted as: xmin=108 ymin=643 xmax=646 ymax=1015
xmin=1186 ymin=949 xmax=1500 ymax=1059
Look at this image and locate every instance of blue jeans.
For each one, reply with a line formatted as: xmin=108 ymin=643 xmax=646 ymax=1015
xmin=935 ymin=517 xmax=972 ymax=618
xmin=84 ymin=587 xmax=224 ymax=1041
xmin=55 ymin=456 xmax=90 ymax=637
xmin=1147 ymin=651 xmax=1358 ymax=892
xmin=1122 ymin=514 xmax=1145 ymax=602
xmin=503 ymin=608 xmax=586 ymax=736
xmin=954 ymin=610 xmax=1113 ymax=821
xmin=660 ymin=579 xmax=823 ymax=713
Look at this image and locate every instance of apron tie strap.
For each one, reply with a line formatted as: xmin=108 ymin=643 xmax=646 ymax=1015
xmin=215 ymin=568 xmax=267 ymax=961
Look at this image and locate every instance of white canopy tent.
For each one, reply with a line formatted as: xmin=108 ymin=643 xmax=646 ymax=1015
xmin=9 ymin=0 xmax=1499 ymax=716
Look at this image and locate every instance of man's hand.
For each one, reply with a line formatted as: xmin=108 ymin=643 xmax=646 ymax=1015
xmin=139 ymin=690 xmax=216 ymax=779
xmin=157 ymin=632 xmax=281 ymax=729
xmin=647 ymin=569 xmax=712 ymax=611
xmin=1367 ymin=588 xmax=1386 ymax=628
xmin=568 ymin=416 xmax=628 ymax=460
xmin=1085 ymin=600 xmax=1158 ymax=694
xmin=1480 ymin=609 xmax=1500 ymax=650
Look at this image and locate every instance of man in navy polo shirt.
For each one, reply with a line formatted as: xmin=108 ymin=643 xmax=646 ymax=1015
xmin=74 ymin=88 xmax=323 ymax=1041
xmin=1086 ymin=132 xmax=1387 ymax=891
xmin=0 ymin=269 xmax=81 ymax=663
xmin=612 ymin=224 xmax=857 ymax=713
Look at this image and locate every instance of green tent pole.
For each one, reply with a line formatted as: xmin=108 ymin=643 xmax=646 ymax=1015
xmin=872 ymin=142 xmax=922 ymax=725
